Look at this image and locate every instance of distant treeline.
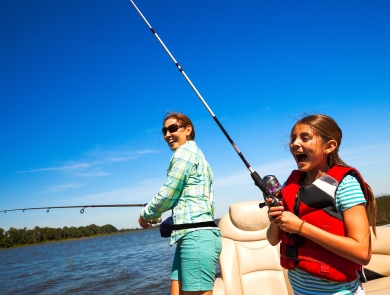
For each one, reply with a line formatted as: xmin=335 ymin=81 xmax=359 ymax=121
xmin=0 ymin=224 xmax=148 ymax=249
xmin=375 ymin=194 xmax=390 ymax=226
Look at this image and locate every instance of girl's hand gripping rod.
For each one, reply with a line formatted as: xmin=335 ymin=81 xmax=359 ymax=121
xmin=130 ymin=0 xmax=282 ymax=207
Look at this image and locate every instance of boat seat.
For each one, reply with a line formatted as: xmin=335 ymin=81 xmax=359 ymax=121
xmin=363 ymin=226 xmax=390 ymax=294
xmin=212 ymin=200 xmax=293 ymax=295
xmin=365 ymin=226 xmax=390 ymax=277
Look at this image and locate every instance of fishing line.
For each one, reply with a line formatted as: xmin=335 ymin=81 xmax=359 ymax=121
xmin=130 ymin=0 xmax=281 ymax=206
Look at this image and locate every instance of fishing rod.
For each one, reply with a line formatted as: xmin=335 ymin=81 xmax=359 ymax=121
xmin=130 ymin=0 xmax=282 ymax=207
xmin=1 ymin=204 xmax=147 ymax=214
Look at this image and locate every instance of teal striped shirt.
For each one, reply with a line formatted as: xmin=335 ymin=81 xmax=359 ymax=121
xmin=288 ymin=175 xmax=366 ymax=294
xmin=141 ymin=140 xmax=215 ymax=245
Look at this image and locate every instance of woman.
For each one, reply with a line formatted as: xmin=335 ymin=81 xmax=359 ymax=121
xmin=138 ymin=112 xmax=222 ymax=295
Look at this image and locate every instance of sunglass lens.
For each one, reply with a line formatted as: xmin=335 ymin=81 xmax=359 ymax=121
xmin=168 ymin=124 xmax=179 ymax=133
xmin=162 ymin=124 xmax=179 ymax=135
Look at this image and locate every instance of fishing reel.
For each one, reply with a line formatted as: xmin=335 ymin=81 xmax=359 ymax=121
xmin=251 ymin=173 xmax=282 ymax=208
xmin=260 ymin=174 xmax=283 ymax=208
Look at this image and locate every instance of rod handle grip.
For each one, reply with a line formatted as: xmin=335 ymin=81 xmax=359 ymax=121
xmin=251 ymin=171 xmax=268 ymax=195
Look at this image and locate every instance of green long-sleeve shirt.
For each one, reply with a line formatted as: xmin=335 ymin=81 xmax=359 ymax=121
xmin=141 ymin=140 xmax=215 ymax=245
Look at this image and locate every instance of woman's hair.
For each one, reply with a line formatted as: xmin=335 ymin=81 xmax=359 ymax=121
xmin=163 ymin=112 xmax=195 ymax=140
xmin=292 ymin=114 xmax=377 ymax=235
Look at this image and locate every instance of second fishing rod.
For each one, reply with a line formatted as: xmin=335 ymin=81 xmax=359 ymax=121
xmin=130 ymin=0 xmax=282 ymax=207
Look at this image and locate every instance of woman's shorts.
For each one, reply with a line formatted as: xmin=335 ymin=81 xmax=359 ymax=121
xmin=171 ymin=228 xmax=222 ymax=291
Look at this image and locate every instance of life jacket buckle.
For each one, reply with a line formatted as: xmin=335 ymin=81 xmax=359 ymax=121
xmin=285 ymin=245 xmax=298 ymax=259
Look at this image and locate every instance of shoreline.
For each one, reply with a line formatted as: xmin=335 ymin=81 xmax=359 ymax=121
xmin=0 ymin=226 xmax=159 ymax=250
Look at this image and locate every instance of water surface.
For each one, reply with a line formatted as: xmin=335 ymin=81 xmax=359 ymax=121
xmin=1 ymin=229 xmax=175 ymax=294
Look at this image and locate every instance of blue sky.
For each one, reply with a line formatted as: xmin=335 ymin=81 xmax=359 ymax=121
xmin=1 ymin=0 xmax=389 ymax=231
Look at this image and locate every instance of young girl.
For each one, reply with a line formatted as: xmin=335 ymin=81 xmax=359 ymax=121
xmin=266 ymin=114 xmax=377 ymax=295
xmin=138 ymin=112 xmax=222 ymax=295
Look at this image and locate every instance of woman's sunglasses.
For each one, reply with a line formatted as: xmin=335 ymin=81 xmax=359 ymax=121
xmin=162 ymin=124 xmax=183 ymax=136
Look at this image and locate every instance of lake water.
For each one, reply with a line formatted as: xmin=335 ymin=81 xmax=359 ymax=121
xmin=1 ymin=228 xmax=176 ymax=294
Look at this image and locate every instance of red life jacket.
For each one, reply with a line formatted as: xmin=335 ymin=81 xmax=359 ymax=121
xmin=280 ymin=165 xmax=369 ymax=282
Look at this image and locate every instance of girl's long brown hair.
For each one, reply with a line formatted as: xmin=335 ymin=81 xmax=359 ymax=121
xmin=293 ymin=114 xmax=377 ymax=236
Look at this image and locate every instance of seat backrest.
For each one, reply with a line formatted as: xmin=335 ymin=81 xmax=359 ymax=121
xmin=371 ymin=226 xmax=390 ymax=256
xmin=364 ymin=226 xmax=390 ymax=279
xmin=217 ymin=200 xmax=293 ymax=295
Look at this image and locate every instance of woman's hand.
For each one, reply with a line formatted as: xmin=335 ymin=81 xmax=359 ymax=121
xmin=138 ymin=216 xmax=151 ymax=228
xmin=138 ymin=216 xmax=162 ymax=228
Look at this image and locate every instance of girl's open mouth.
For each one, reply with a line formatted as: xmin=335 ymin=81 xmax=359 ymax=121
xmin=296 ymin=154 xmax=307 ymax=162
